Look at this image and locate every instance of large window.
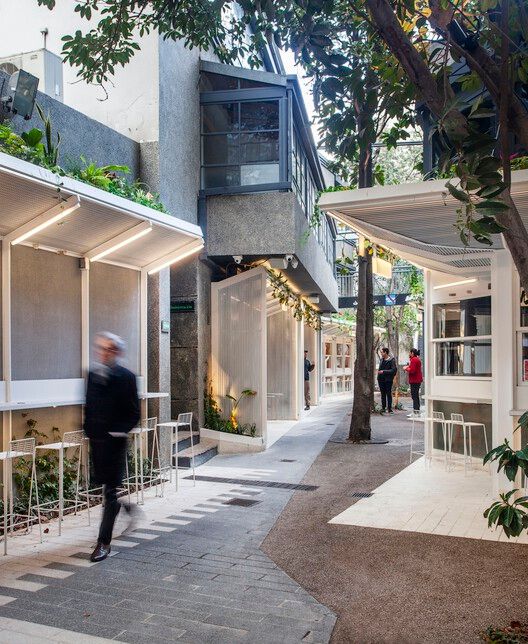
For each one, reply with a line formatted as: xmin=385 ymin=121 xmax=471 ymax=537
xmin=202 ymin=100 xmax=280 ymax=189
xmin=433 ymin=296 xmax=491 ymax=377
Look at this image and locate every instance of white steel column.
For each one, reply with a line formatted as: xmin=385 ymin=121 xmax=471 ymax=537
xmin=2 ymin=240 xmax=11 ymax=450
xmin=81 ymin=261 xmax=90 ymax=375
xmin=423 ymin=269 xmax=433 ymax=459
xmin=491 ymin=250 xmax=515 ymax=496
xmin=297 ymin=319 xmax=304 ymax=416
xmin=260 ymin=272 xmax=268 ymax=447
xmin=140 ymin=269 xmax=148 ymax=420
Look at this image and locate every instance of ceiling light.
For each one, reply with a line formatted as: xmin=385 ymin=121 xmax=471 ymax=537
xmin=11 ymin=196 xmax=81 ymax=245
xmin=88 ymin=222 xmax=152 ymax=262
xmin=433 ymin=278 xmax=477 ymax=290
xmin=147 ymin=241 xmax=204 ymax=275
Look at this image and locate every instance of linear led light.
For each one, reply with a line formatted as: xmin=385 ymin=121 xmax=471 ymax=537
xmin=11 ymin=197 xmax=81 ymax=245
xmin=433 ymin=278 xmax=477 ymax=290
xmin=147 ymin=241 xmax=204 ymax=275
xmin=89 ymin=223 xmax=152 ymax=262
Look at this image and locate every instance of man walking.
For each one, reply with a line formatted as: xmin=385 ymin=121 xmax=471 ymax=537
xmin=304 ymin=349 xmax=315 ymax=410
xmin=377 ymin=347 xmax=397 ymax=414
xmin=84 ymin=332 xmax=140 ymax=562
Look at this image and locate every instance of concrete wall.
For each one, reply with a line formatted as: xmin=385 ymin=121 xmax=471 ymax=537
xmin=0 ymin=0 xmax=159 ymax=141
xmin=206 ymin=190 xmax=338 ymax=310
xmin=12 ymin=246 xmax=81 ymax=380
xmin=0 ymin=68 xmax=140 ymax=178
xmin=89 ymin=263 xmax=140 ymax=373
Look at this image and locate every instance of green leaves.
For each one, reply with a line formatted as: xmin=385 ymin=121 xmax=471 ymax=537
xmin=21 ymin=128 xmax=43 ymax=147
xmin=484 ymin=490 xmax=528 ymax=538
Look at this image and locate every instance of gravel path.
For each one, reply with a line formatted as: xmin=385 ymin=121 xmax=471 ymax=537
xmin=262 ymin=407 xmax=528 ymax=643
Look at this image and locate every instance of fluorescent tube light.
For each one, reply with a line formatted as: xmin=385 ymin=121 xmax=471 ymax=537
xmin=11 ymin=199 xmax=81 ymax=245
xmin=433 ymin=278 xmax=477 ymax=290
xmin=89 ymin=224 xmax=152 ymax=262
xmin=147 ymin=242 xmax=204 ymax=275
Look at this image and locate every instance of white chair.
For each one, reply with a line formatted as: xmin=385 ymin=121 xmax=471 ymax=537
xmin=126 ymin=416 xmax=161 ymax=504
xmin=36 ymin=430 xmax=90 ymax=536
xmin=1 ymin=437 xmax=42 ymax=555
xmin=409 ymin=411 xmax=450 ymax=468
xmin=449 ymin=413 xmax=489 ymax=475
xmin=156 ymin=412 xmax=195 ymax=490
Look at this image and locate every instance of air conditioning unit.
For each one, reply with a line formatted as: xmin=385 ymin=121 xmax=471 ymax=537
xmin=0 ymin=48 xmax=63 ymax=102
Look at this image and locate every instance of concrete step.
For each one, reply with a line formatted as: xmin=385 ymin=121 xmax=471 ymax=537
xmin=172 ymin=430 xmax=200 ymax=454
xmin=177 ymin=438 xmax=218 ymax=468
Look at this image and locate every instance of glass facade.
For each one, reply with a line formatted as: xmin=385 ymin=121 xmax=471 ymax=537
xmin=433 ymin=296 xmax=492 ymax=377
xmin=202 ymin=100 xmax=280 ymax=189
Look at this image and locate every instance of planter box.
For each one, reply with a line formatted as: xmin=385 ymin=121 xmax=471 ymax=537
xmin=200 ymin=428 xmax=265 ymax=453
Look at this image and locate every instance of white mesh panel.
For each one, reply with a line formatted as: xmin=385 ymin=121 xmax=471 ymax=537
xmin=213 ymin=271 xmax=265 ymax=436
xmin=267 ymin=310 xmax=297 ymax=420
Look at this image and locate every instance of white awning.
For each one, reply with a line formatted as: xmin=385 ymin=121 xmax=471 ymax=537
xmin=319 ymin=170 xmax=528 ymax=274
xmin=0 ymin=152 xmax=203 ymax=270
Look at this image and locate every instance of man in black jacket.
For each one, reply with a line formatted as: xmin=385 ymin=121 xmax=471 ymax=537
xmin=84 ymin=332 xmax=140 ymax=562
xmin=377 ymin=347 xmax=397 ymax=414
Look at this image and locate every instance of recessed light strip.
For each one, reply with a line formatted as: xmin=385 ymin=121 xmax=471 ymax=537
xmin=11 ymin=196 xmax=81 ymax=246
xmin=433 ymin=278 xmax=477 ymax=290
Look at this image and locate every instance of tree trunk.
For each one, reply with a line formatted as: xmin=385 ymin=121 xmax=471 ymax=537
xmin=350 ymin=136 xmax=374 ymax=442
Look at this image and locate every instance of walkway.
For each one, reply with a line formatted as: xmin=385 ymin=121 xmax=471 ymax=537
xmin=0 ymin=398 xmax=348 ymax=643
xmin=263 ymin=409 xmax=528 ymax=643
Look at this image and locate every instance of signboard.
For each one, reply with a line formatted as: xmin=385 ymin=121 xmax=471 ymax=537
xmin=171 ymin=300 xmax=195 ymax=313
xmin=338 ymin=293 xmax=413 ymax=309
xmin=523 ymin=358 xmax=528 ymax=383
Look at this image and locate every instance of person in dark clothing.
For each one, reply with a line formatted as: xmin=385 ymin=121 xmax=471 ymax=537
xmin=404 ymin=348 xmax=423 ymax=414
xmin=84 ymin=332 xmax=140 ymax=563
xmin=304 ymin=350 xmax=315 ymax=410
xmin=377 ymin=347 xmax=397 ymax=414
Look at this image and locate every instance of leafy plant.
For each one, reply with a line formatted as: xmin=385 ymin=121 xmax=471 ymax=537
xmin=35 ymin=103 xmax=61 ymax=167
xmin=71 ymin=156 xmax=129 ymax=190
xmin=225 ymin=389 xmax=257 ymax=431
xmin=204 ymin=383 xmax=258 ymax=437
xmin=481 ymin=621 xmax=528 ymax=643
xmin=483 ymin=412 xmax=528 ymax=537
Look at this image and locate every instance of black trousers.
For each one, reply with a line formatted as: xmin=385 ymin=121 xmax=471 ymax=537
xmin=90 ymin=437 xmax=129 ymax=545
xmin=379 ymin=380 xmax=393 ymax=411
xmin=410 ymin=383 xmax=421 ymax=411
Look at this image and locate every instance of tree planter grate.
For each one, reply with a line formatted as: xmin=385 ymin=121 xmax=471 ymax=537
xmin=223 ymin=498 xmax=262 ymax=507
xmin=184 ymin=474 xmax=318 ymax=491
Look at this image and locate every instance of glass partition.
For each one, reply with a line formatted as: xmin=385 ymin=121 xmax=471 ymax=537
xmin=435 ymin=339 xmax=492 ymax=377
xmin=433 ymin=296 xmax=491 ymax=338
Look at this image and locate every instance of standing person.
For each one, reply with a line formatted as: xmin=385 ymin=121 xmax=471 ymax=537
xmin=304 ymin=349 xmax=315 ymax=410
xmin=404 ymin=348 xmax=423 ymax=414
xmin=84 ymin=332 xmax=140 ymax=562
xmin=377 ymin=347 xmax=397 ymax=414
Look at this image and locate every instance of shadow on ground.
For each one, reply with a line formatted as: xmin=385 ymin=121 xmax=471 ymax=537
xmin=262 ymin=409 xmax=527 ymax=644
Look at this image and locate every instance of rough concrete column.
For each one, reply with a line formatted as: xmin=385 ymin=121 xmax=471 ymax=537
xmin=147 ymin=267 xmax=171 ymax=423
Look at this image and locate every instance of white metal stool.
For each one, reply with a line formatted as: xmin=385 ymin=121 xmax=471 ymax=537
xmin=449 ymin=413 xmax=489 ymax=475
xmin=157 ymin=412 xmax=195 ymax=490
xmin=126 ymin=417 xmax=161 ymax=504
xmin=1 ymin=437 xmax=42 ymax=555
xmin=36 ymin=430 xmax=91 ymax=536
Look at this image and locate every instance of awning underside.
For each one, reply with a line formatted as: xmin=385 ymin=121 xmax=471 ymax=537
xmin=0 ymin=154 xmax=203 ymax=269
xmin=320 ymin=170 xmax=528 ymax=274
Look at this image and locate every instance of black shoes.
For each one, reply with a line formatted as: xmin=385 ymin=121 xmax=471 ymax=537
xmin=90 ymin=542 xmax=111 ymax=562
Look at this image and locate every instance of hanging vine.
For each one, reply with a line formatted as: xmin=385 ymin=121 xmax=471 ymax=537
xmin=266 ymin=269 xmax=322 ymax=330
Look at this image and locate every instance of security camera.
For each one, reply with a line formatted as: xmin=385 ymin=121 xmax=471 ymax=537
xmin=283 ymin=254 xmax=298 ymax=269
xmin=233 ymin=255 xmax=243 ymax=265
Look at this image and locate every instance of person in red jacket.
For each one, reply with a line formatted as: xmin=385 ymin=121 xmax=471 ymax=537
xmin=404 ymin=348 xmax=423 ymax=414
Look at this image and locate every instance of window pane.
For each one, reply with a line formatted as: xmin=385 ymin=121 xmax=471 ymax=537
xmin=240 ymin=163 xmax=279 ymax=185
xmin=521 ymin=290 xmax=528 ymax=327
xmin=522 ymin=333 xmax=528 ymax=382
xmin=200 ymin=72 xmax=238 ymax=91
xmin=433 ymin=296 xmax=491 ymax=338
xmin=240 ymin=132 xmax=279 ymax=163
xmin=202 ymin=103 xmax=238 ymax=133
xmin=203 ymin=134 xmax=239 ymax=165
xmin=436 ymin=340 xmax=491 ymax=376
xmin=240 ymin=101 xmax=279 ymax=131
xmin=202 ymin=166 xmax=240 ymax=188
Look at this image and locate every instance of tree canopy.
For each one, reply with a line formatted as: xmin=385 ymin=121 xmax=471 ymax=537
xmin=37 ymin=0 xmax=528 ymax=289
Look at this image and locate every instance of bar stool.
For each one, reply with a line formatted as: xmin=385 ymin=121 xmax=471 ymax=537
xmin=36 ymin=430 xmax=91 ymax=536
xmin=156 ymin=413 xmax=195 ymax=491
xmin=449 ymin=413 xmax=489 ymax=475
xmin=126 ymin=417 xmax=161 ymax=505
xmin=1 ymin=438 xmax=42 ymax=555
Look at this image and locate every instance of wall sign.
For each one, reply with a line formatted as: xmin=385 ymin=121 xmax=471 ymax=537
xmin=338 ymin=293 xmax=413 ymax=309
xmin=161 ymin=320 xmax=170 ymax=333
xmin=171 ymin=300 xmax=195 ymax=313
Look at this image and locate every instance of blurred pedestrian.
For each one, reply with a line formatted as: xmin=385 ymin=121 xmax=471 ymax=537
xmin=84 ymin=332 xmax=140 ymax=562
xmin=404 ymin=348 xmax=423 ymax=414
xmin=377 ymin=347 xmax=397 ymax=414
xmin=304 ymin=349 xmax=315 ymax=410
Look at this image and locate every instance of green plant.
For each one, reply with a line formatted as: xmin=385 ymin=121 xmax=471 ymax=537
xmin=482 ymin=622 xmax=528 ymax=643
xmin=35 ymin=103 xmax=61 ymax=167
xmin=204 ymin=383 xmax=258 ymax=437
xmin=71 ymin=156 xmax=129 ymax=190
xmin=226 ymin=389 xmax=257 ymax=431
xmin=483 ymin=412 xmax=528 ymax=537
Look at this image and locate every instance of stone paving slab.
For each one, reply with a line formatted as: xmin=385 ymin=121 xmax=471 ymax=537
xmin=0 ymin=399 xmax=349 ymax=643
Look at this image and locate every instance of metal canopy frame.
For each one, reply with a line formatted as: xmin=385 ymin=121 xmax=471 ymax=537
xmin=0 ymin=152 xmax=204 ymax=448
